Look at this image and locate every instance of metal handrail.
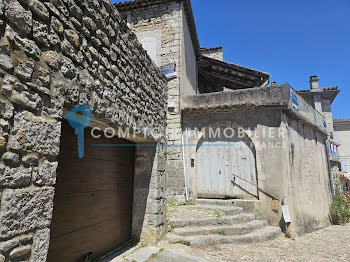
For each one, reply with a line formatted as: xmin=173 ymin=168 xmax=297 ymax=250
xmin=232 ymin=174 xmax=281 ymax=200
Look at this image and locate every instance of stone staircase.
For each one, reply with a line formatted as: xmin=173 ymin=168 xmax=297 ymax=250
xmin=166 ymin=199 xmax=281 ymax=246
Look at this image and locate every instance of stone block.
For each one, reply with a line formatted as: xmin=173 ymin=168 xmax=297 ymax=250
xmin=0 ymin=187 xmax=54 ymax=239
xmin=6 ymin=27 xmax=41 ymax=60
xmin=2 ymin=152 xmax=20 ymax=166
xmin=0 ymin=238 xmax=19 ymax=253
xmin=5 ymin=0 xmax=32 ymax=36
xmin=50 ymin=16 xmax=63 ymax=34
xmin=145 ymin=214 xmax=164 ymax=227
xmin=0 ymin=54 xmax=14 ymax=71
xmin=42 ymin=51 xmax=61 ymax=70
xmin=33 ymin=20 xmax=49 ymax=47
xmin=0 ymin=0 xmax=4 ymax=16
xmin=31 ymin=228 xmax=50 ymax=262
xmin=65 ymin=29 xmax=80 ymax=48
xmin=148 ymin=189 xmax=164 ymax=200
xmin=22 ymin=153 xmax=39 ymax=167
xmin=9 ymin=245 xmax=31 ymax=260
xmin=51 ymin=0 xmax=69 ymax=17
xmin=1 ymin=75 xmax=41 ymax=110
xmin=29 ymin=0 xmax=50 ymax=20
xmin=7 ymin=111 xmax=61 ymax=156
xmin=0 ymin=163 xmax=32 ymax=187
xmin=0 ymin=100 xmax=14 ymax=119
xmin=33 ymin=158 xmax=58 ymax=186
xmin=60 ymin=56 xmax=76 ymax=79
xmin=14 ymin=60 xmax=35 ymax=81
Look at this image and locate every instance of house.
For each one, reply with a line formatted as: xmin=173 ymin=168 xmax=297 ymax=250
xmin=116 ymin=0 xmax=336 ymax=237
xmin=334 ymin=119 xmax=350 ymax=178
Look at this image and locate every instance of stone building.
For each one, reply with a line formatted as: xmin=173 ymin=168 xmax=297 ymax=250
xmin=116 ymin=0 xmax=201 ymax=202
xmin=0 ymin=0 xmax=167 ymax=261
xmin=116 ymin=0 xmax=335 ymax=237
xmin=334 ymin=119 xmax=350 ymax=177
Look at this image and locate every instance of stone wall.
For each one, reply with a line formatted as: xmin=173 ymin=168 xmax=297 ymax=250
xmin=122 ymin=1 xmax=190 ymax=202
xmin=0 ymin=0 xmax=167 ymax=261
xmin=321 ymin=99 xmax=335 ymax=134
xmin=280 ymin=113 xmax=332 ymax=236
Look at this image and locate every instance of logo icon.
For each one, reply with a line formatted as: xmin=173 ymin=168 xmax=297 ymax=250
xmin=64 ymin=104 xmax=94 ymax=158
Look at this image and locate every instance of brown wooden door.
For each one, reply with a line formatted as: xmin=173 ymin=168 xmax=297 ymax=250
xmin=47 ymin=122 xmax=135 ymax=262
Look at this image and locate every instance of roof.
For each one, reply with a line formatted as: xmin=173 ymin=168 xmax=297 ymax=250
xmin=295 ymin=86 xmax=340 ymax=104
xmin=200 ymin=47 xmax=223 ymax=52
xmin=333 ymin=119 xmax=350 ymax=124
xmin=334 ymin=119 xmax=350 ymax=131
xmin=115 ymin=0 xmax=201 ymax=57
xmin=198 ymin=56 xmax=270 ymax=93
xmin=296 ymin=86 xmax=339 ymax=93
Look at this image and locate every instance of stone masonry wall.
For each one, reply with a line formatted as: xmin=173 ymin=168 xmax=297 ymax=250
xmin=0 ymin=0 xmax=167 ymax=261
xmin=123 ymin=2 xmax=187 ymax=202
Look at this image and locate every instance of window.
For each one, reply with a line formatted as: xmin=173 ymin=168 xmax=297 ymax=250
xmin=341 ymin=160 xmax=348 ymax=173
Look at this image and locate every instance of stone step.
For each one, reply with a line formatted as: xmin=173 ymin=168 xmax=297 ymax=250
xmin=196 ymin=199 xmax=261 ymax=213
xmin=169 ymin=226 xmax=281 ymax=246
xmin=231 ymin=199 xmax=261 ymax=213
xmin=196 ymin=199 xmax=235 ymax=206
xmin=173 ymin=220 xmax=268 ymax=237
xmin=190 ymin=205 xmax=243 ymax=216
xmin=169 ymin=213 xmax=255 ymax=228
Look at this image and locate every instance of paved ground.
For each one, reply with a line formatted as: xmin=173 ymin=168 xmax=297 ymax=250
xmin=156 ymin=224 xmax=350 ymax=262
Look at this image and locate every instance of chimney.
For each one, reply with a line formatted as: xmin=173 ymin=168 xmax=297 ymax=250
xmin=309 ymin=76 xmax=319 ymax=90
xmin=271 ymin=81 xmax=277 ymax=87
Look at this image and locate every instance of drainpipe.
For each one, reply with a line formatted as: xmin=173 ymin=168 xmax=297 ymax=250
xmin=182 ymin=130 xmax=189 ymax=201
xmin=325 ymin=138 xmax=335 ymax=199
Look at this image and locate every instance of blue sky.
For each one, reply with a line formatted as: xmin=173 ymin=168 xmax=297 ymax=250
xmin=191 ymin=0 xmax=350 ymax=119
xmin=114 ymin=0 xmax=350 ymax=118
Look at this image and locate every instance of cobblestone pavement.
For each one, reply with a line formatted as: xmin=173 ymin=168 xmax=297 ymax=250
xmin=157 ymin=224 xmax=350 ymax=262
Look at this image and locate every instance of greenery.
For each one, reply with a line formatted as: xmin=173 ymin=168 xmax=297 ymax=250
xmin=139 ymin=242 xmax=148 ymax=248
xmin=166 ymin=201 xmax=178 ymax=219
xmin=167 ymin=201 xmax=178 ymax=209
xmin=187 ymin=201 xmax=196 ymax=205
xmin=330 ymin=176 xmax=350 ymax=225
xmin=219 ymin=230 xmax=227 ymax=236
xmin=179 ymin=240 xmax=191 ymax=246
xmin=168 ymin=223 xmax=176 ymax=232
xmin=214 ymin=210 xmax=222 ymax=218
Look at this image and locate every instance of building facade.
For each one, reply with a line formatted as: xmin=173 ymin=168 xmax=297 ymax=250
xmin=116 ymin=0 xmax=201 ymax=202
xmin=117 ymin=0 xmax=336 ymax=236
xmin=334 ymin=119 xmax=350 ymax=177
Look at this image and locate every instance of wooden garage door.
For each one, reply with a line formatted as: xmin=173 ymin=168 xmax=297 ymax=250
xmin=197 ymin=128 xmax=257 ymax=199
xmin=47 ymin=122 xmax=135 ymax=262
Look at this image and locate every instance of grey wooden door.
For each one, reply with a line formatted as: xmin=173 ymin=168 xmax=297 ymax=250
xmin=197 ymin=129 xmax=257 ymax=198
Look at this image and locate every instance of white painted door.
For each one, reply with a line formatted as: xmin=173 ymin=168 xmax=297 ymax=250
xmin=197 ymin=129 xmax=257 ymax=198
